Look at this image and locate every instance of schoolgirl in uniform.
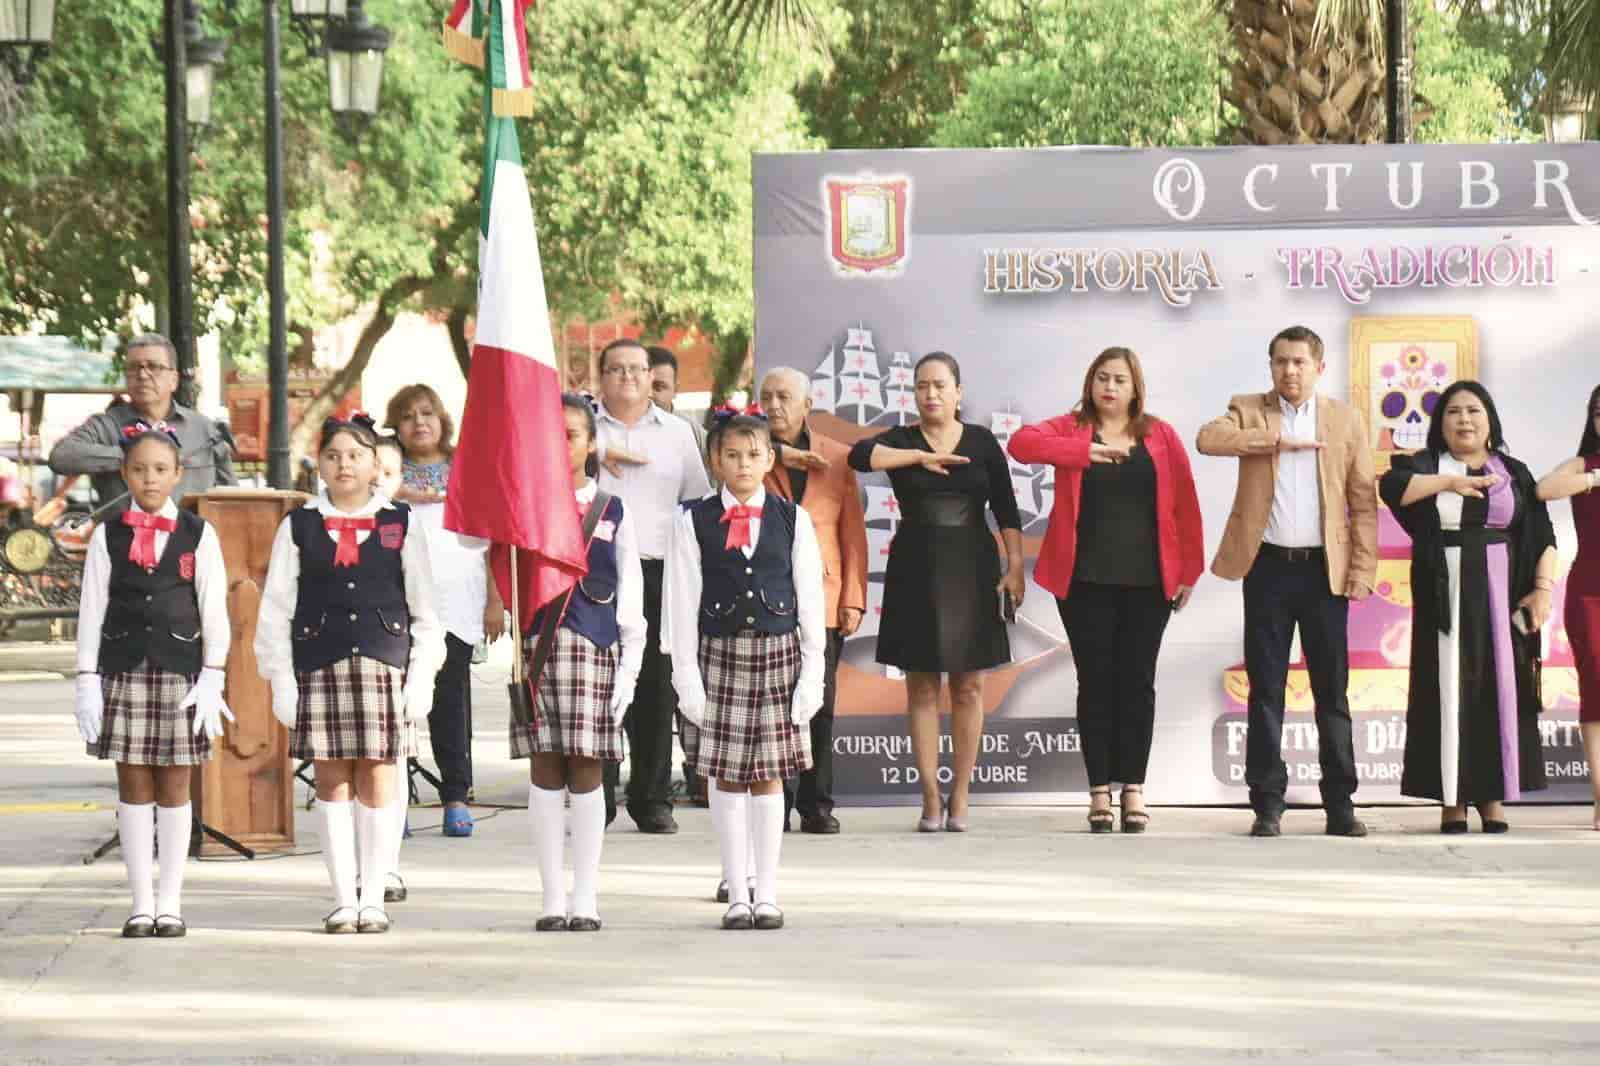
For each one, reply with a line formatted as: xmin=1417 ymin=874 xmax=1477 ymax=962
xmin=665 ymin=413 xmax=826 ymax=930
xmin=372 ymin=433 xmax=412 ymax=906
xmin=256 ymin=414 xmax=444 ymax=934
xmin=519 ymin=394 xmax=645 ymax=931
xmin=74 ymin=422 xmax=232 ymax=938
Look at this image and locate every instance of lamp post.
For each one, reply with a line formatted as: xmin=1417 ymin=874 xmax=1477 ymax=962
xmin=326 ymin=1 xmax=389 ymax=142
xmin=1384 ymin=0 xmax=1411 ymax=145
xmin=0 ymin=0 xmax=55 ymax=87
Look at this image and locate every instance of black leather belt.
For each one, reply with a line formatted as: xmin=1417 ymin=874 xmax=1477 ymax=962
xmin=904 ymin=493 xmax=984 ymax=528
xmin=1259 ymin=543 xmax=1324 ymax=563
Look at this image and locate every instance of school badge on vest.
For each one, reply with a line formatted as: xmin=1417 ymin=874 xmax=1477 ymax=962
xmin=823 ymin=175 xmax=911 ymax=276
xmin=380 ymin=524 xmax=404 ymax=550
xmin=178 ymin=552 xmax=196 ymax=581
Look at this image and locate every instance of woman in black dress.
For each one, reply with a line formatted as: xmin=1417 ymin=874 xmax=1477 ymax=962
xmin=848 ymin=352 xmax=1024 ymax=833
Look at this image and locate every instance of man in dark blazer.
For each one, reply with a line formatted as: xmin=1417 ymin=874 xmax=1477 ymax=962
xmin=760 ymin=367 xmax=869 ymax=834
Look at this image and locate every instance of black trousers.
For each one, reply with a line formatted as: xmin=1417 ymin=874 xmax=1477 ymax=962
xmin=604 ymin=559 xmax=674 ymax=826
xmin=426 ymin=633 xmax=475 ymax=804
xmin=784 ymin=628 xmax=844 ymax=821
xmin=1242 ymin=547 xmax=1357 ymax=816
xmin=1058 ymin=582 xmax=1171 ymax=787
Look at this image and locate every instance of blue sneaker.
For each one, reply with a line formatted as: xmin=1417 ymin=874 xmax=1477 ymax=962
xmin=442 ymin=805 xmax=474 ymax=837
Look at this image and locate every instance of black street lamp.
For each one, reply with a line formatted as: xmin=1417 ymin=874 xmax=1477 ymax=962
xmin=325 ymin=0 xmax=388 ymax=142
xmin=156 ymin=3 xmax=228 ymax=134
xmin=0 ymin=0 xmax=55 ymax=87
xmin=287 ymin=0 xmax=345 ymax=53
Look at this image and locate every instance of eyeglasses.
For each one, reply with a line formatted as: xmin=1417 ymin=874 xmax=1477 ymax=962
xmin=603 ymin=365 xmax=649 ymax=378
xmin=125 ymin=362 xmax=175 ymax=379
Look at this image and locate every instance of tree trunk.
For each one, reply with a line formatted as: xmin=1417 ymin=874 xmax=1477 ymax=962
xmin=288 ymin=276 xmax=425 ymax=460
xmin=1224 ymin=0 xmax=1387 ymax=145
xmin=707 ymin=323 xmax=753 ymax=407
xmin=446 ymin=303 xmax=473 ymax=379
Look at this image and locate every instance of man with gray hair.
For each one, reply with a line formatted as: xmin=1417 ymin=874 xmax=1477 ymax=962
xmin=49 ymin=333 xmax=237 ymax=515
xmin=759 ymin=365 xmax=868 ymax=833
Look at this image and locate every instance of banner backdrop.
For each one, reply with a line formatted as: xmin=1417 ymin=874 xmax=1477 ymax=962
xmin=752 ymin=143 xmax=1600 ymax=805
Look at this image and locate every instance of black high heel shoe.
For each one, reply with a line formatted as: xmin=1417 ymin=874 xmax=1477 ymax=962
xmin=1476 ymin=804 xmax=1509 ymax=834
xmin=1086 ymin=787 xmax=1114 ymax=834
xmin=1120 ymin=785 xmax=1149 ymax=834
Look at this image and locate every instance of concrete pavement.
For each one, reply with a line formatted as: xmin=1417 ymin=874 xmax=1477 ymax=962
xmin=2 ymin=661 xmax=1599 ymax=1066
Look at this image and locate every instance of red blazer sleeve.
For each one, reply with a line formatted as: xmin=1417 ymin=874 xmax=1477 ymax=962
xmin=1007 ymin=414 xmax=1092 ymax=468
xmin=1161 ymin=420 xmax=1206 ymax=587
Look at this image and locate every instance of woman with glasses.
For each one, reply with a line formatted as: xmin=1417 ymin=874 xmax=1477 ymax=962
xmin=1536 ymin=384 xmax=1600 ymax=829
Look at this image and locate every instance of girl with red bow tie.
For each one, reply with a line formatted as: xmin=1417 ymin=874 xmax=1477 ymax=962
xmin=74 ymin=422 xmax=232 ymax=939
xmin=665 ymin=413 xmax=826 ymax=931
xmin=517 ymin=394 xmax=645 ymax=932
xmin=254 ymin=415 xmax=445 ymax=935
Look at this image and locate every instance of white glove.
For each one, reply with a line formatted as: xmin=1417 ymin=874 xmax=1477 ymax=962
xmin=790 ymin=685 xmax=823 ymax=727
xmin=180 ymin=669 xmax=235 ymax=740
xmin=678 ymin=699 xmax=706 ymax=730
xmin=270 ymin=674 xmax=299 ymax=729
xmin=75 ymin=673 xmax=104 ymax=745
xmin=609 ymin=682 xmax=634 ymax=727
xmin=401 ymin=673 xmax=432 ymax=723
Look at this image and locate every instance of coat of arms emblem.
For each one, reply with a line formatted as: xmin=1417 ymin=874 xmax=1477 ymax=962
xmin=824 ymin=175 xmax=911 ymax=275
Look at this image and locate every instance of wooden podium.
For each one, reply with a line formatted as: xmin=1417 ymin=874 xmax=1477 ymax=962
xmin=183 ymin=489 xmax=307 ymax=855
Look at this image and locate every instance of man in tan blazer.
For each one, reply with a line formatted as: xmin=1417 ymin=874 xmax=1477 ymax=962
xmin=1196 ymin=325 xmax=1378 ymax=839
xmin=761 ymin=367 xmax=869 ymax=834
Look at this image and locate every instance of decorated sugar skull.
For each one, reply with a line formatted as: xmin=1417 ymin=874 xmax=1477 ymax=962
xmin=1376 ymin=345 xmax=1449 ymax=453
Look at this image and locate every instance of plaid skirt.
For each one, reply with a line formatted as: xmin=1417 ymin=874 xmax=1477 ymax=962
xmin=511 ymin=628 xmax=623 ymax=761
xmin=693 ymin=630 xmax=811 ymax=785
xmin=289 ymin=656 xmax=415 ymax=763
xmin=90 ymin=666 xmax=210 ymax=766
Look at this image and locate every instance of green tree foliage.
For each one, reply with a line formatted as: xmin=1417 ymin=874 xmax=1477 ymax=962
xmin=929 ymin=0 xmax=1225 ymax=149
xmin=1414 ymin=3 xmax=1536 ymax=142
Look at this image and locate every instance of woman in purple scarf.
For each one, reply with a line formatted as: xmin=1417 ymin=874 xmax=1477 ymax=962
xmin=1379 ymin=381 xmax=1557 ymax=833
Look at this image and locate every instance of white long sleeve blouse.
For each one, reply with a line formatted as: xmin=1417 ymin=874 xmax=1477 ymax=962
xmin=664 ymin=486 xmax=826 ymax=720
xmin=76 ymin=498 xmax=231 ymax=674
xmin=253 ymin=493 xmax=446 ymax=692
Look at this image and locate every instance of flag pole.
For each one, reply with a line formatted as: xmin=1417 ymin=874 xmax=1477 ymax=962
xmin=507 ymin=545 xmax=520 ymax=686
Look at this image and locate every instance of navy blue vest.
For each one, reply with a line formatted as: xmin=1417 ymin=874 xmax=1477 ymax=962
xmin=691 ymin=495 xmax=798 ymax=636
xmin=99 ymin=510 xmax=206 ymax=675
xmin=289 ymin=504 xmax=412 ymax=673
xmin=528 ymin=495 xmax=625 ymax=650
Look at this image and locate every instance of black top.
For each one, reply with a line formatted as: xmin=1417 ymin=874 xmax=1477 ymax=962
xmin=100 ymin=510 xmax=207 ymax=676
xmin=785 ymin=428 xmax=812 ymax=504
xmin=847 ymin=422 xmax=1023 ymax=531
xmin=1074 ymin=436 xmax=1161 ymax=587
xmin=690 ymin=494 xmax=799 ymax=637
xmin=289 ymin=504 xmax=413 ymax=674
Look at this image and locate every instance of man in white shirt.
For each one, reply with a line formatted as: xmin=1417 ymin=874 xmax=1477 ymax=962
xmin=1197 ymin=325 xmax=1378 ymax=839
xmin=595 ymin=339 xmax=712 ymax=832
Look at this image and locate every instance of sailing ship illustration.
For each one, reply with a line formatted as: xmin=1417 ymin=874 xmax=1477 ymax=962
xmin=812 ymin=325 xmax=889 ymax=426
xmin=989 ymin=408 xmax=1042 ymax=530
xmin=885 ymin=351 xmax=916 ymax=423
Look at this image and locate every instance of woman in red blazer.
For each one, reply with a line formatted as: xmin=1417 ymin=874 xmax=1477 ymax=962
xmin=1008 ymin=347 xmax=1204 ymax=834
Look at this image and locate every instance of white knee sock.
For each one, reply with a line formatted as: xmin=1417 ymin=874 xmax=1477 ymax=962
xmin=749 ymin=792 xmax=784 ymax=907
xmin=355 ymin=801 xmax=392 ymax=913
xmin=528 ymin=785 xmax=568 ymax=918
xmin=567 ymin=788 xmax=606 ymax=920
xmin=715 ymin=788 xmax=750 ymax=907
xmin=117 ymin=801 xmax=156 ymax=918
xmin=155 ymin=803 xmax=191 ymax=918
xmin=387 ymin=773 xmax=408 ymax=881
xmin=317 ymin=799 xmax=358 ymax=912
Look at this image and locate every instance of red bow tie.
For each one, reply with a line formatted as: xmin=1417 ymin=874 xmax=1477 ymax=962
xmin=720 ymin=504 xmax=761 ymax=552
xmin=121 ymin=510 xmax=177 ymax=570
xmin=324 ymin=516 xmax=376 ymax=567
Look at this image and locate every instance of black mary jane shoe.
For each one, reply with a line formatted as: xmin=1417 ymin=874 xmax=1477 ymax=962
xmin=121 ymin=914 xmax=156 ymax=939
xmin=154 ymin=915 xmax=187 ymax=939
xmin=1120 ymin=786 xmax=1150 ymax=835
xmin=752 ymin=903 xmax=785 ymax=931
xmin=566 ymin=916 xmax=602 ymax=932
xmin=1086 ymin=788 xmax=1114 ymax=835
xmin=323 ymin=908 xmax=358 ymax=935
xmin=535 ymin=915 xmax=569 ymax=932
xmin=384 ymin=874 xmax=408 ymax=904
xmin=721 ymin=903 xmax=754 ymax=930
xmin=356 ymin=907 xmax=390 ymax=934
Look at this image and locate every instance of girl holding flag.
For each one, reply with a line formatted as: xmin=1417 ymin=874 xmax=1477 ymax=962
xmin=256 ymin=414 xmax=444 ymax=935
xmin=518 ymin=394 xmax=645 ymax=932
xmin=74 ymin=421 xmax=232 ymax=938
xmin=666 ymin=410 xmax=826 ymax=931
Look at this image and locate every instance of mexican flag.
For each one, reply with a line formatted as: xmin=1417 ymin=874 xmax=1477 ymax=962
xmin=444 ymin=0 xmax=584 ymax=627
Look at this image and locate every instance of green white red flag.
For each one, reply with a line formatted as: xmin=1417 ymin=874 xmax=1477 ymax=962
xmin=444 ymin=0 xmax=584 ymax=626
